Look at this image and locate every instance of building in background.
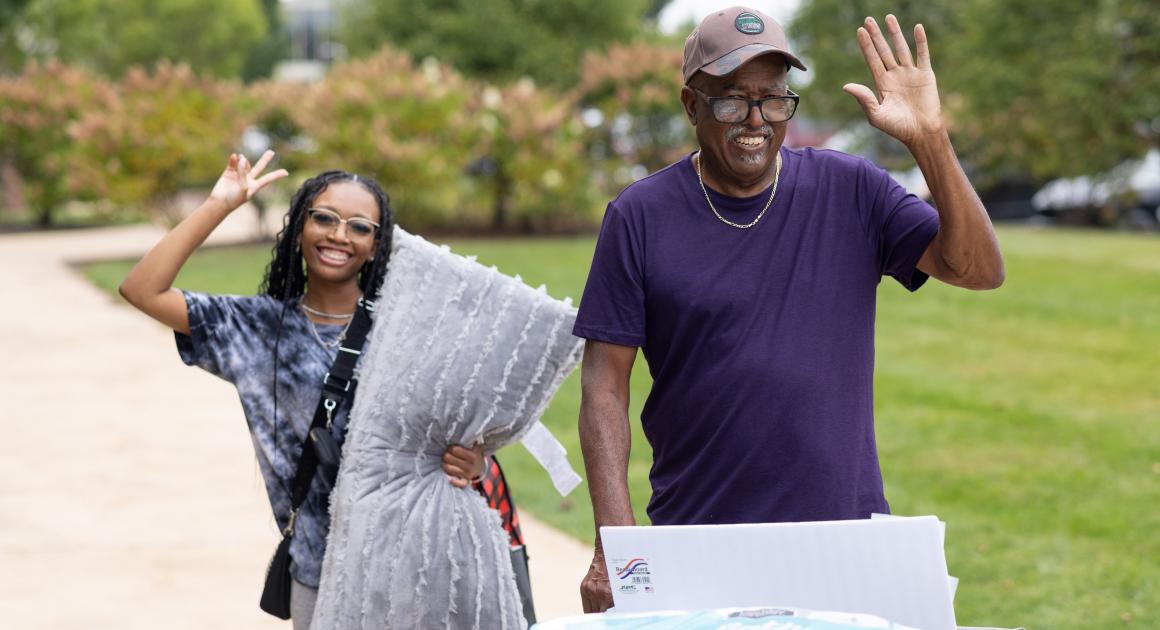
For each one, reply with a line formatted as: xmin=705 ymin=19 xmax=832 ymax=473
xmin=275 ymin=0 xmax=341 ymax=82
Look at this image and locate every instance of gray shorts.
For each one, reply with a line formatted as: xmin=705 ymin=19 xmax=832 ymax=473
xmin=291 ymin=580 xmax=318 ymax=630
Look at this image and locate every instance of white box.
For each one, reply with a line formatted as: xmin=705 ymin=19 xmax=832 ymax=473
xmin=600 ymin=516 xmax=956 ymax=630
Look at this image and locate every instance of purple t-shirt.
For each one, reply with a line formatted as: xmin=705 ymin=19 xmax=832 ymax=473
xmin=573 ymin=147 xmax=939 ymax=526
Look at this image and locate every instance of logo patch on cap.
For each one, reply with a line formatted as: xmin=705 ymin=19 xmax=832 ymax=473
xmin=735 ymin=12 xmax=764 ymax=35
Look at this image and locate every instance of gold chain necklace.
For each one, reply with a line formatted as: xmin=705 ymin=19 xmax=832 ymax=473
xmin=695 ymin=151 xmax=782 ymax=229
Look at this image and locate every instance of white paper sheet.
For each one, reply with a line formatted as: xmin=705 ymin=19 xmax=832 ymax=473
xmin=520 ymin=421 xmax=582 ymax=496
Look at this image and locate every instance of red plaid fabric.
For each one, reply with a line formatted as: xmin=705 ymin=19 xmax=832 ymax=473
xmin=473 ymin=455 xmax=524 ymax=548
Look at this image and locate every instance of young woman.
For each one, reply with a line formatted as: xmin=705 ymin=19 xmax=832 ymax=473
xmin=120 ymin=152 xmax=524 ymax=628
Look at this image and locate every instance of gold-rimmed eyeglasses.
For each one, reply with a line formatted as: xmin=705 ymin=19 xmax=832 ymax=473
xmin=306 ymin=207 xmax=380 ymax=239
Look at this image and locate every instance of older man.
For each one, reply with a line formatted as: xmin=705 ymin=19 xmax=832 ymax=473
xmin=573 ymin=6 xmax=1004 ymax=612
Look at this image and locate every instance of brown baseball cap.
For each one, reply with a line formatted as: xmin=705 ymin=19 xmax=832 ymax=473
xmin=682 ymin=6 xmax=806 ymax=85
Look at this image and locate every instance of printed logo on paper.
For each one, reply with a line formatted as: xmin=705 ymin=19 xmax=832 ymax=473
xmin=611 ymin=557 xmax=654 ymax=594
xmin=735 ymin=12 xmax=765 ymax=35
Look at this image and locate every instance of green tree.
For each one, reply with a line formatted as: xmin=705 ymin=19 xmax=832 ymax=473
xmin=945 ymin=0 xmax=1158 ymax=182
xmin=0 ymin=0 xmax=31 ymax=70
xmin=789 ymin=0 xmax=1159 ymax=184
xmin=242 ymin=0 xmax=290 ymax=81
xmin=337 ymin=0 xmax=650 ymax=88
xmin=0 ymin=0 xmax=28 ymax=20
xmin=11 ymin=0 xmax=267 ymax=78
xmin=643 ymin=0 xmax=671 ymax=21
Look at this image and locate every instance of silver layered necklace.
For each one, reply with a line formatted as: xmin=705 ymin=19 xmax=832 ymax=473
xmin=300 ymin=299 xmax=355 ymax=350
xmin=695 ymin=151 xmax=782 ymax=229
xmin=300 ymin=302 xmax=354 ymax=320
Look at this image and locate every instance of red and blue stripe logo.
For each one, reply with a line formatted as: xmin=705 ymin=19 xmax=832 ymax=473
xmin=616 ymin=558 xmax=649 ymax=580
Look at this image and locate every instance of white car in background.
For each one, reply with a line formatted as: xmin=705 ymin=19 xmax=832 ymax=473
xmin=1033 ymin=149 xmax=1160 ymax=229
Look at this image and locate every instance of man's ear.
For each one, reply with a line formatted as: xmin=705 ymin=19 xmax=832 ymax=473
xmin=680 ymin=85 xmax=699 ymax=125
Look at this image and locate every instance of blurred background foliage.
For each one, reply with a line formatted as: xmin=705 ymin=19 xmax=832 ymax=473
xmin=0 ymin=0 xmax=1156 ymax=231
xmin=0 ymin=59 xmax=114 ymax=226
xmin=336 ymin=0 xmax=652 ymax=89
xmin=790 ymin=0 xmax=1160 ymax=185
xmin=4 ymin=2 xmax=1155 ymax=625
xmin=0 ymin=0 xmax=689 ymax=231
xmin=67 ymin=63 xmax=248 ymax=221
xmin=1 ymin=0 xmax=268 ymax=78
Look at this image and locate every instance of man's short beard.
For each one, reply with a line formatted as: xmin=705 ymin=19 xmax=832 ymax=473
xmin=737 ymin=153 xmax=764 ymax=166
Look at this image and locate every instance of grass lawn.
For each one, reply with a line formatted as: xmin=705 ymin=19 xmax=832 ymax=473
xmin=83 ymin=225 xmax=1159 ymax=628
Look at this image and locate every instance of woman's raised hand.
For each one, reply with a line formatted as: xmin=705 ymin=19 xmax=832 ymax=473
xmin=209 ymin=150 xmax=290 ymax=211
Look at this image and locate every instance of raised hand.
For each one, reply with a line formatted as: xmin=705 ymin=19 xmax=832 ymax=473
xmin=208 ymin=150 xmax=289 ymax=211
xmin=842 ymin=15 xmax=945 ymax=148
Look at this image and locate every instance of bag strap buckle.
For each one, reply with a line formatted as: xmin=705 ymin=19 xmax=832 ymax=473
xmin=322 ymin=372 xmax=352 ymax=392
xmin=283 ymin=508 xmax=298 ymax=537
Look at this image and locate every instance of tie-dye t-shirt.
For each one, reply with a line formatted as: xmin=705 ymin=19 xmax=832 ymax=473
xmin=176 ymin=291 xmax=353 ymax=588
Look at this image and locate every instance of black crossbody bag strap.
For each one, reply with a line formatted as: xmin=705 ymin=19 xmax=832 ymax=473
xmin=287 ymin=295 xmax=377 ymax=513
xmin=260 ymin=295 xmax=377 ymax=620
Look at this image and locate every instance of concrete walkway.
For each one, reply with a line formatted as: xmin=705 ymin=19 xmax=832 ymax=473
xmin=0 ymin=214 xmax=591 ymax=629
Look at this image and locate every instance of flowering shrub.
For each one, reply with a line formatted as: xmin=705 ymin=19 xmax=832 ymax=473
xmin=289 ymin=48 xmax=477 ymax=229
xmin=0 ymin=60 xmax=115 ymax=225
xmin=289 ymin=47 xmax=599 ymax=232
xmin=580 ymin=41 xmax=692 ymax=194
xmin=68 ymin=61 xmax=247 ymax=222
xmin=3 ymin=46 xmax=680 ymax=232
xmin=473 ymin=80 xmax=599 ymax=232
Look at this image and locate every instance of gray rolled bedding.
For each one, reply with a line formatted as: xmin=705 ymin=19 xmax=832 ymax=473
xmin=311 ymin=228 xmax=583 ymax=629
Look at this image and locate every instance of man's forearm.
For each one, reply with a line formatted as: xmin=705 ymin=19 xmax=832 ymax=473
xmin=579 ymin=393 xmax=637 ymax=546
xmin=577 ymin=340 xmax=639 ymax=613
xmin=909 ymin=130 xmax=1005 ymax=289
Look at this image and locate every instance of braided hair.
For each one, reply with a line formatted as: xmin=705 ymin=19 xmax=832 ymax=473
xmin=263 ymin=171 xmax=394 ymax=494
xmin=260 ymin=170 xmax=395 ymax=302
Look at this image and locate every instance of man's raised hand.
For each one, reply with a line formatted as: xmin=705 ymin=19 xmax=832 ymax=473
xmin=842 ymin=15 xmax=946 ymax=148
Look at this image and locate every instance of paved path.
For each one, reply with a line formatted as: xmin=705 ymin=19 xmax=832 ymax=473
xmin=0 ymin=214 xmax=591 ymax=629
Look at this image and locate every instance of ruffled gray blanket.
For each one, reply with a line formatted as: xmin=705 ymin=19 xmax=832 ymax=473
xmin=312 ymin=228 xmax=583 ymax=629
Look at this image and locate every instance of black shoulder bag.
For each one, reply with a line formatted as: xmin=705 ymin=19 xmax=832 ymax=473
xmin=259 ymin=295 xmax=377 ymax=619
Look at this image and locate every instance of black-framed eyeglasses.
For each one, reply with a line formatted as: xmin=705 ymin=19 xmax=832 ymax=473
xmin=306 ymin=207 xmax=380 ymax=239
xmin=693 ymin=88 xmax=800 ymax=124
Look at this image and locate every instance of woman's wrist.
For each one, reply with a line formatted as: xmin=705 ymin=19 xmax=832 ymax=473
xmin=201 ymin=195 xmax=238 ymax=217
